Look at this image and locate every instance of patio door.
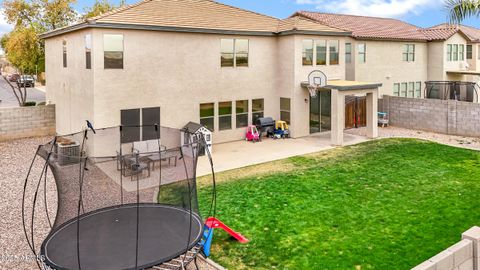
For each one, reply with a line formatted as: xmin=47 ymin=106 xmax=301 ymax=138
xmin=309 ymin=90 xmax=331 ymax=134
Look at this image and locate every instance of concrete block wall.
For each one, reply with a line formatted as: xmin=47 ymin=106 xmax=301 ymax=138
xmin=0 ymin=105 xmax=56 ymax=141
xmin=412 ymin=226 xmax=480 ymax=270
xmin=379 ymin=96 xmax=480 ymax=137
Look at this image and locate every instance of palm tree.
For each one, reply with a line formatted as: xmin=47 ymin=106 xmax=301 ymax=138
xmin=446 ymin=0 xmax=480 ymax=23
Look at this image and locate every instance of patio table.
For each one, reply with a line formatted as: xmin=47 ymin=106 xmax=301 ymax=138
xmin=146 ymin=152 xmax=178 ymax=171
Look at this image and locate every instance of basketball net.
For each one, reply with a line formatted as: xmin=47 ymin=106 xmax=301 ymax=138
xmin=307 ymin=84 xmax=318 ymax=97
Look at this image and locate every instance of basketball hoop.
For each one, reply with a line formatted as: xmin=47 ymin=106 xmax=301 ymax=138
xmin=307 ymin=70 xmax=327 ymax=98
xmin=307 ymin=84 xmax=318 ymax=97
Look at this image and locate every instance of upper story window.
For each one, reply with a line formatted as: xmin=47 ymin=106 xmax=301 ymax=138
xmin=453 ymin=44 xmax=459 ymax=61
xmin=104 ymin=34 xmax=124 ymax=69
xmin=85 ymin=34 xmax=92 ymax=69
xmin=304 ymin=39 xmax=340 ymax=66
xmin=459 ymin=44 xmax=465 ymax=61
xmin=221 ymin=39 xmax=249 ymax=67
xmin=358 ymin=43 xmax=366 ymax=63
xmin=447 ymin=44 xmax=452 ymax=61
xmin=315 ymin=40 xmax=326 ymax=65
xmin=403 ymin=44 xmax=415 ymax=62
xmin=62 ymin=40 xmax=67 ymax=68
xmin=467 ymin=45 xmax=473 ymax=59
xmin=302 ymin=39 xmax=314 ymax=66
xmin=345 ymin=43 xmax=352 ymax=63
xmin=329 ymin=40 xmax=339 ymax=65
xmin=478 ymin=45 xmax=480 ymax=60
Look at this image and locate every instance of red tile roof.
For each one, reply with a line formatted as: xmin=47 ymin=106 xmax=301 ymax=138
xmin=425 ymin=23 xmax=480 ymax=42
xmin=295 ymin=11 xmax=429 ymax=41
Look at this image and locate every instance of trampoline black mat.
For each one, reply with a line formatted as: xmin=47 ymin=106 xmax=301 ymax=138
xmin=41 ymin=203 xmax=202 ymax=270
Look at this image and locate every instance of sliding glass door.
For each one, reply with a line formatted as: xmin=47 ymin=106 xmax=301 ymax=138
xmin=309 ymin=90 xmax=331 ymax=134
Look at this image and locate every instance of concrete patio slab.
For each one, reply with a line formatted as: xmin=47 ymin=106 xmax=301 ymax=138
xmin=196 ymin=132 xmax=368 ymax=176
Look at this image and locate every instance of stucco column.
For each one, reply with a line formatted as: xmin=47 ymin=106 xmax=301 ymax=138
xmin=366 ymin=90 xmax=379 ymax=139
xmin=331 ymin=89 xmax=345 ymax=146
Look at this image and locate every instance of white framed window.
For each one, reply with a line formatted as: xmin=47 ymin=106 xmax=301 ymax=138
xmin=85 ymin=34 xmax=92 ymax=69
xmin=221 ymin=39 xmax=249 ymax=67
xmin=200 ymin=103 xmax=215 ymax=131
xmin=459 ymin=44 xmax=465 ymax=61
xmin=393 ymin=83 xmax=400 ymax=96
xmin=329 ymin=40 xmax=339 ymax=65
xmin=62 ymin=40 xmax=67 ymax=68
xmin=358 ymin=43 xmax=366 ymax=63
xmin=345 ymin=43 xmax=352 ymax=63
xmin=252 ymin=99 xmax=264 ymax=124
xmin=302 ymin=40 xmax=314 ymax=66
xmin=280 ymin=98 xmax=291 ymax=125
xmin=453 ymin=44 xmax=459 ymax=61
xmin=415 ymin=82 xmax=422 ymax=98
xmin=400 ymin=83 xmax=407 ymax=97
xmin=219 ymin=101 xmax=232 ymax=131
xmin=104 ymin=34 xmax=124 ymax=69
xmin=236 ymin=100 xmax=248 ymax=128
xmin=447 ymin=44 xmax=452 ymax=61
xmin=408 ymin=82 xmax=415 ymax=97
xmin=467 ymin=45 xmax=473 ymax=59
xmin=403 ymin=44 xmax=415 ymax=62
xmin=315 ymin=40 xmax=326 ymax=65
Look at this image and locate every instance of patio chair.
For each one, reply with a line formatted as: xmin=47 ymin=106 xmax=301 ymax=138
xmin=121 ymin=155 xmax=150 ymax=180
xmin=133 ymin=140 xmax=166 ymax=157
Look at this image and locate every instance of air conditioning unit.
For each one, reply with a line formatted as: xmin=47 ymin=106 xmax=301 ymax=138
xmin=55 ymin=142 xmax=81 ymax=166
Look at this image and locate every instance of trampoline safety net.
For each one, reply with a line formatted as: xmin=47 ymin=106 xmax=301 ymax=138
xmin=22 ymin=124 xmax=215 ymax=270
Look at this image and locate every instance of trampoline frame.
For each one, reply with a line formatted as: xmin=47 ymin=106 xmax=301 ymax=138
xmin=22 ymin=123 xmax=217 ymax=270
xmin=40 ymin=203 xmax=204 ymax=270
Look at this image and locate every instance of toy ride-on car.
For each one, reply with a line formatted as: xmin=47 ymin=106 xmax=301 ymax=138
xmin=272 ymin=120 xmax=290 ymax=139
xmin=246 ymin=125 xmax=260 ymax=142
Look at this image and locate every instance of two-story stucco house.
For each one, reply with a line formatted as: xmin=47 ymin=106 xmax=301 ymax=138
xmin=41 ymin=0 xmax=381 ymax=147
xmin=41 ymin=0 xmax=480 ymax=146
xmin=294 ymin=12 xmax=480 ymax=101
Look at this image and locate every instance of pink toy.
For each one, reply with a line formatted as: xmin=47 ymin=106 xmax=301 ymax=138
xmin=245 ymin=125 xmax=260 ymax=142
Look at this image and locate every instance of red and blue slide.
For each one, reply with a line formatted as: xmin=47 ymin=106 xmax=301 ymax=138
xmin=201 ymin=217 xmax=249 ymax=257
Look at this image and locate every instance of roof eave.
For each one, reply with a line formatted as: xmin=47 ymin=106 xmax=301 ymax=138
xmin=40 ymin=22 xmax=280 ymax=39
xmin=277 ymin=29 xmax=352 ymax=36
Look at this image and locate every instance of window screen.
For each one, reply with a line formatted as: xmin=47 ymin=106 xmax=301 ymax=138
xmin=219 ymin=101 xmax=232 ymax=130
xmin=121 ymin=109 xmax=140 ymax=143
xmin=142 ymin=107 xmax=160 ymax=141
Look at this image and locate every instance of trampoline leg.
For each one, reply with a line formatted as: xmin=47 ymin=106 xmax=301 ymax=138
xmin=194 ymin=256 xmax=200 ymax=270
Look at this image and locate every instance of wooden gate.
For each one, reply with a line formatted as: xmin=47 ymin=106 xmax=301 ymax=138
xmin=345 ymin=96 xmax=366 ymax=129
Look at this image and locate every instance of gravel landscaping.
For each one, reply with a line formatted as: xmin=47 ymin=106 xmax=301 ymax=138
xmin=346 ymin=126 xmax=480 ymax=151
xmin=0 ymin=136 xmax=218 ymax=270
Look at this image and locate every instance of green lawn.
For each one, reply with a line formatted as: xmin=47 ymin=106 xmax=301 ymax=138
xmin=196 ymin=139 xmax=480 ymax=270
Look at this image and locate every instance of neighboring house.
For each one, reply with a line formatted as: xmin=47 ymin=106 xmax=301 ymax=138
xmin=294 ymin=12 xmax=429 ymax=99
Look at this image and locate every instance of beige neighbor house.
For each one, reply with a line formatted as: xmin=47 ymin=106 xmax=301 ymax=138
xmin=41 ymin=0 xmax=382 ymax=148
xmin=294 ymin=12 xmax=480 ymax=100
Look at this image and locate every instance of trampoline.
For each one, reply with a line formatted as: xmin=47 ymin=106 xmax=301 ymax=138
xmin=23 ymin=123 xmax=216 ymax=270
xmin=41 ymin=204 xmax=203 ymax=270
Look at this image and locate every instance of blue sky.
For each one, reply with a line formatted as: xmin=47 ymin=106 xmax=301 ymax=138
xmin=1 ymin=0 xmax=480 ymax=37
xmin=71 ymin=0 xmax=480 ymax=28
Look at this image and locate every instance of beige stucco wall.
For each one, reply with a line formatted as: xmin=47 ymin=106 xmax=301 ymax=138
xmin=46 ymin=28 xmax=349 ymax=143
xmin=45 ymin=29 xmax=94 ymax=135
xmin=428 ymin=33 xmax=469 ymax=82
xmin=291 ymin=35 xmax=346 ymax=138
xmin=349 ymin=40 xmax=428 ymax=98
xmin=88 ymin=29 xmax=283 ymax=144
